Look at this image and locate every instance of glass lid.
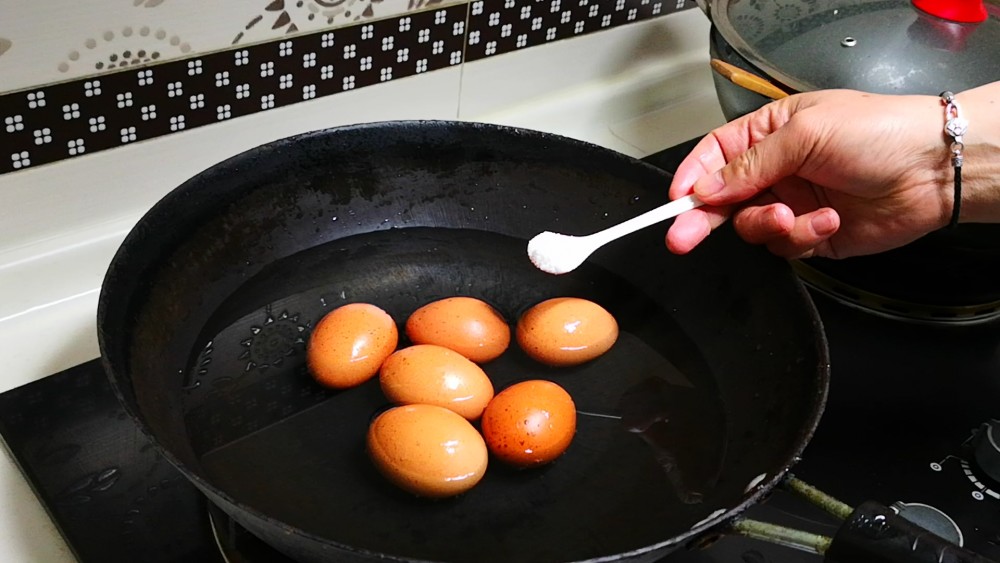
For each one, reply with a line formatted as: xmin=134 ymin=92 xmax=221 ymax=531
xmin=705 ymin=0 xmax=1000 ymax=94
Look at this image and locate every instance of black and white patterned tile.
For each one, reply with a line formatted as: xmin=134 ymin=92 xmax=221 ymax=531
xmin=0 ymin=1 xmax=696 ymax=178
xmin=0 ymin=5 xmax=467 ymax=177
xmin=466 ymin=0 xmax=695 ymax=60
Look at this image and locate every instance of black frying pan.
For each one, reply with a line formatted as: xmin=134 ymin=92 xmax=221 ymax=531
xmin=98 ymin=120 xmax=830 ymax=562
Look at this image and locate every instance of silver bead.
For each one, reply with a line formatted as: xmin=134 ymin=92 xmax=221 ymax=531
xmin=946 ymin=116 xmax=969 ymax=138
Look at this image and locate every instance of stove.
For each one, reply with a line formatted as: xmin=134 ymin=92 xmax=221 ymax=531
xmin=1 ymin=139 xmax=999 ymax=563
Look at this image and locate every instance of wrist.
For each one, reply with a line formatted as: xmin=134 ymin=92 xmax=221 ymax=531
xmin=954 ymin=83 xmax=1000 ymax=224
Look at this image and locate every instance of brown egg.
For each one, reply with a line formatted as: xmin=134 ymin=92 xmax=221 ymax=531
xmin=306 ymin=303 xmax=398 ymax=389
xmin=380 ymin=345 xmax=495 ymax=420
xmin=367 ymin=404 xmax=489 ymax=498
xmin=405 ymin=296 xmax=510 ymax=363
xmin=516 ymin=297 xmax=618 ymax=367
xmin=480 ymin=380 xmax=576 ymax=468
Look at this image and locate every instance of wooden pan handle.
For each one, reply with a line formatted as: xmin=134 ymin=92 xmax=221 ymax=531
xmin=710 ymin=59 xmax=789 ymax=101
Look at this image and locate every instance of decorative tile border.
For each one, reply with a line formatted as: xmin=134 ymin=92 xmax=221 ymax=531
xmin=0 ymin=5 xmax=468 ymax=177
xmin=1 ymin=0 xmax=467 ymax=93
xmin=0 ymin=1 xmax=696 ymax=177
xmin=466 ymin=0 xmax=692 ymax=61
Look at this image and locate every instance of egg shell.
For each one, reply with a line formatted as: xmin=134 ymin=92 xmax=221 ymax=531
xmin=480 ymin=380 xmax=577 ymax=468
xmin=380 ymin=344 xmax=495 ymax=420
xmin=367 ymin=404 xmax=489 ymax=498
xmin=516 ymin=297 xmax=618 ymax=367
xmin=405 ymin=296 xmax=511 ymax=363
xmin=306 ymin=303 xmax=399 ymax=389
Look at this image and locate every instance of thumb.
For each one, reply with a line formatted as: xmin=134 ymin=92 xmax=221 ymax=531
xmin=693 ymin=112 xmax=815 ymax=206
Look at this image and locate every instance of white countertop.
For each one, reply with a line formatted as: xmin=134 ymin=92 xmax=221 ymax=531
xmin=0 ymin=10 xmax=725 ymax=561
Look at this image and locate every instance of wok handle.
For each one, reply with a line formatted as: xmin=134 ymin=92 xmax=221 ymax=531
xmin=824 ymin=501 xmax=998 ymax=563
xmin=709 ymin=59 xmax=789 ymax=101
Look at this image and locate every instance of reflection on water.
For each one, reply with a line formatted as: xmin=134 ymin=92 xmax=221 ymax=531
xmin=619 ymin=376 xmax=727 ymax=505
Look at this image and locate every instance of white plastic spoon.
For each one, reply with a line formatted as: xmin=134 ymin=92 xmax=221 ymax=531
xmin=527 ymin=194 xmax=704 ymax=275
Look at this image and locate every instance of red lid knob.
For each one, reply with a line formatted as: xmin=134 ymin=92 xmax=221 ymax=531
xmin=912 ymin=0 xmax=988 ymax=23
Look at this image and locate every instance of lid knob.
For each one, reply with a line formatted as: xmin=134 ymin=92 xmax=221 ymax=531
xmin=912 ymin=0 xmax=988 ymax=23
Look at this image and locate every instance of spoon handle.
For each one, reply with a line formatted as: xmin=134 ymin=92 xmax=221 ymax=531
xmin=587 ymin=194 xmax=703 ymax=246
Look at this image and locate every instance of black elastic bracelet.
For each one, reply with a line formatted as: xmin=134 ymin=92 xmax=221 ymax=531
xmin=940 ymin=91 xmax=967 ymax=229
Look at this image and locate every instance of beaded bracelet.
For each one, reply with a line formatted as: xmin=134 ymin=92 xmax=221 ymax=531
xmin=940 ymin=91 xmax=967 ymax=229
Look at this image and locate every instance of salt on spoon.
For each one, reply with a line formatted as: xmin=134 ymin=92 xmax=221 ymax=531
xmin=527 ymin=194 xmax=703 ymax=275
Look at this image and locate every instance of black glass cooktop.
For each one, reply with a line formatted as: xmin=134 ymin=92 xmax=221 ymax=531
xmin=2 ymin=141 xmax=999 ymax=563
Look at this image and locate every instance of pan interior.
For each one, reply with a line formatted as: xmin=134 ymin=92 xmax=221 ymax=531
xmin=185 ymin=226 xmax=730 ymax=562
xmin=104 ymin=122 xmax=826 ymax=563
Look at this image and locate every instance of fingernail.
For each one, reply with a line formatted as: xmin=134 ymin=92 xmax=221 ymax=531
xmin=697 ymin=170 xmax=725 ymax=197
xmin=811 ymin=212 xmax=837 ymax=235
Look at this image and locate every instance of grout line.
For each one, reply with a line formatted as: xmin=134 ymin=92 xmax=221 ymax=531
xmin=0 ymin=288 xmax=100 ymax=325
xmin=455 ymin=1 xmax=473 ymax=119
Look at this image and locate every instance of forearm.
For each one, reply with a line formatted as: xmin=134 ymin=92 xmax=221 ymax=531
xmin=956 ymin=82 xmax=1000 ymax=224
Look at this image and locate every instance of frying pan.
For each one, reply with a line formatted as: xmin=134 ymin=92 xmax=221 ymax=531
xmin=95 ymin=121 xmax=980 ymax=562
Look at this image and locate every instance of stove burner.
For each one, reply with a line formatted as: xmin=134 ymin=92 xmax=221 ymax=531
xmin=889 ymin=502 xmax=965 ymax=547
xmin=792 ymin=260 xmax=1000 ymax=325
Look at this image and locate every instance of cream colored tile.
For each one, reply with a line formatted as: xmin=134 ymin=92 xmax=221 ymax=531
xmin=0 ymin=67 xmax=462 ymax=258
xmin=459 ymin=10 xmax=723 ymax=156
xmin=0 ymin=0 xmax=467 ymax=93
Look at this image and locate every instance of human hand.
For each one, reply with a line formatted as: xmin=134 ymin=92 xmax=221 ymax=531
xmin=665 ymin=89 xmax=954 ymax=259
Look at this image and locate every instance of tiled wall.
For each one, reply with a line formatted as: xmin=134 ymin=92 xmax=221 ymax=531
xmin=0 ymin=0 xmax=697 ymax=177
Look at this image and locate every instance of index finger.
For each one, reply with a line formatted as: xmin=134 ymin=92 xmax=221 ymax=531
xmin=667 ymin=134 xmax=729 ymax=200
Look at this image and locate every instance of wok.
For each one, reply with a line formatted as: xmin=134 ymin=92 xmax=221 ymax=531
xmin=95 ymin=121 xmax=979 ymax=562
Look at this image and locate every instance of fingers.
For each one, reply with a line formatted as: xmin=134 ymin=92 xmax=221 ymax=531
xmin=668 ymin=136 xmax=729 ymax=201
xmin=731 ymin=200 xmax=795 ymax=244
xmin=758 ymin=208 xmax=841 ymax=259
xmin=665 ymin=205 xmax=731 ymax=254
xmin=669 ymin=203 xmax=841 ymax=258
xmin=691 ymin=101 xmax=818 ymax=207
xmin=665 ymin=95 xmax=826 ymax=256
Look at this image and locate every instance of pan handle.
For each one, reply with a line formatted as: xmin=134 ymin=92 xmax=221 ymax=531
xmin=729 ymin=476 xmax=999 ymax=563
xmin=823 ymin=500 xmax=996 ymax=563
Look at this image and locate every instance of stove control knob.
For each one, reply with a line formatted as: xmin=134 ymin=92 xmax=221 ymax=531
xmin=972 ymin=420 xmax=1000 ymax=484
xmin=889 ymin=502 xmax=964 ymax=547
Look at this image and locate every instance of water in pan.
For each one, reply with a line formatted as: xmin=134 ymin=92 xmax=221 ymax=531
xmin=186 ymin=227 xmax=731 ymax=562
